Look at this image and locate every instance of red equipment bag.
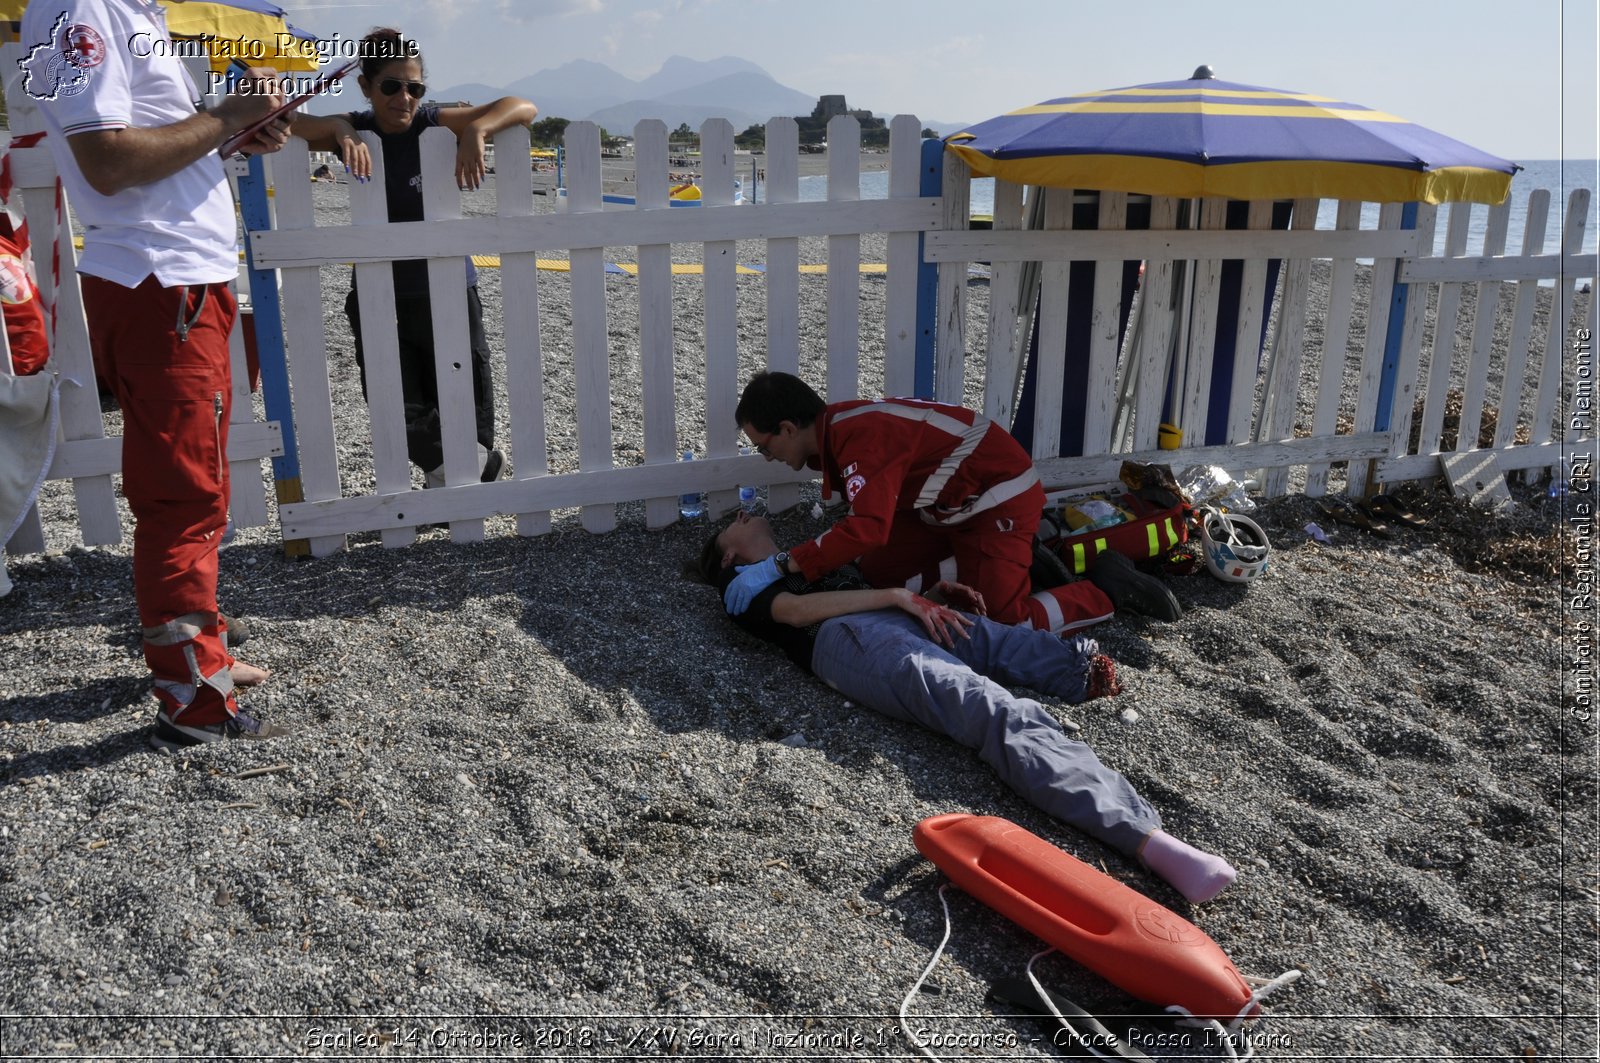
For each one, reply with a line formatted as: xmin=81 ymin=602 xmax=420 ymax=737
xmin=1039 ymin=484 xmax=1189 ymax=575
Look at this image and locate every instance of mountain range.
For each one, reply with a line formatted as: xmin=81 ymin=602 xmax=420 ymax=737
xmin=311 ymin=55 xmax=967 ymax=137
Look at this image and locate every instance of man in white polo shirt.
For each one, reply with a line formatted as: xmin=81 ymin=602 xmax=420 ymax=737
xmin=20 ymin=0 xmax=292 ymax=748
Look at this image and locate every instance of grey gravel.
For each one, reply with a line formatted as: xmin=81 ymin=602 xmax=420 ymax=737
xmin=0 ymin=176 xmax=1593 ymax=1059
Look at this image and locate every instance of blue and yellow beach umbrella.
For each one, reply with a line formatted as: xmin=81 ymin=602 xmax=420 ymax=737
xmin=163 ymin=0 xmax=321 ymax=74
xmin=945 ymin=70 xmax=1517 ymax=205
xmin=1 ymin=0 xmax=320 ymax=72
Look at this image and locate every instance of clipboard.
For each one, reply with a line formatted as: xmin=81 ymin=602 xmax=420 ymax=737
xmin=218 ymin=57 xmax=361 ymax=157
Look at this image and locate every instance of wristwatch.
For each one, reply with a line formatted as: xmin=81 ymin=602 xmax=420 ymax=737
xmin=773 ymin=551 xmax=790 ymax=574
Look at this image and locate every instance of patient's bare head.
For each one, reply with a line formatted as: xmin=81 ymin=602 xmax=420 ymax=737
xmin=696 ymin=511 xmax=779 ymax=583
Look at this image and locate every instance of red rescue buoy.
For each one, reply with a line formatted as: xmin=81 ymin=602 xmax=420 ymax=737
xmin=913 ymin=813 xmax=1256 ymax=1022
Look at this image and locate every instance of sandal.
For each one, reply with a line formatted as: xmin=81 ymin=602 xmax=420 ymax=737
xmin=1318 ymin=498 xmax=1392 ymax=539
xmin=1352 ymin=498 xmax=1396 ymax=539
xmin=1367 ymin=492 xmax=1428 ymax=528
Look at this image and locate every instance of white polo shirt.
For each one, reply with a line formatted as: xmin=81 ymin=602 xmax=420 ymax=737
xmin=19 ymin=0 xmax=238 ymax=286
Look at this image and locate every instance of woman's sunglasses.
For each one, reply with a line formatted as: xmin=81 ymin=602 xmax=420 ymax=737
xmin=377 ymin=78 xmax=426 ymax=99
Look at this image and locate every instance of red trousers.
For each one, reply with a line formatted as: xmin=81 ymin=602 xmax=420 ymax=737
xmin=858 ymin=481 xmax=1117 ymax=632
xmin=84 ymin=274 xmax=238 ymax=724
xmin=857 ymin=483 xmax=1046 ymax=626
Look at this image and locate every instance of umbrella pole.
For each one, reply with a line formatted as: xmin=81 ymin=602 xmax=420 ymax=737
xmin=1111 ymin=277 xmax=1147 ymax=450
xmin=1008 ymin=184 xmax=1048 ymax=411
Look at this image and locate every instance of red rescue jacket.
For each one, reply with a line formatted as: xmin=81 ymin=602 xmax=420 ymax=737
xmin=789 ymin=398 xmax=1040 ymax=581
xmin=0 ymin=233 xmax=47 ymax=376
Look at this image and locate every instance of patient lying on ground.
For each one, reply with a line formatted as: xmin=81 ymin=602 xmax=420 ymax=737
xmin=696 ymin=511 xmax=1237 ymax=904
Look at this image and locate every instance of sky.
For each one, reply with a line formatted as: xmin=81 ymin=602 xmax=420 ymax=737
xmin=279 ymin=0 xmax=1598 ymax=162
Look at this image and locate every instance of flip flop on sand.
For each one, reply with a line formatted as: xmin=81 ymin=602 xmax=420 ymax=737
xmin=1367 ymin=492 xmax=1428 ymax=528
xmin=1318 ymin=497 xmax=1392 ymax=539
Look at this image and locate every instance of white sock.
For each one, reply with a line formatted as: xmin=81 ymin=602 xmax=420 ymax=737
xmin=1140 ymin=829 xmax=1238 ymax=903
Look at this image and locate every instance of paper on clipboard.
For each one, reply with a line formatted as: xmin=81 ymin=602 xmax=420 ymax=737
xmin=218 ymin=57 xmax=361 ymax=158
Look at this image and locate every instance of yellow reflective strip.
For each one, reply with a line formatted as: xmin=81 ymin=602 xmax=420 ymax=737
xmin=1095 ymin=537 xmax=1108 ymax=558
xmin=1165 ymin=517 xmax=1179 ymax=546
xmin=1147 ymin=523 xmax=1160 ymax=556
xmin=941 ymin=147 xmax=1514 ymax=206
xmin=1071 ymin=542 xmax=1086 ymax=573
xmin=1006 ymin=102 xmax=1407 ymax=121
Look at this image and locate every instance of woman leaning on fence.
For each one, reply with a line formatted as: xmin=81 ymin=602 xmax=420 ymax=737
xmin=289 ymin=28 xmax=537 ymax=486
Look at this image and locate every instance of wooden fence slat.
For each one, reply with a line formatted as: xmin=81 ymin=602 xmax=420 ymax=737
xmin=925 ymin=226 xmax=1420 ymax=263
xmin=565 ymin=122 xmax=616 ymax=533
xmin=1241 ymin=195 xmax=1318 ymax=486
xmin=1530 ymin=189 xmax=1592 ymax=463
xmin=1080 ymin=191 xmax=1128 ymax=455
xmin=1416 ymin=202 xmax=1475 ymax=457
xmin=22 ymin=182 xmax=123 ymax=545
xmin=702 ymin=118 xmax=740 ymax=517
xmin=763 ymin=118 xmax=803 ymax=515
xmin=348 ymin=133 xmax=417 ymax=548
xmin=1030 ymin=188 xmax=1073 ymax=460
xmin=825 ymin=115 xmax=862 ymax=404
xmin=630 ymin=121 xmax=676 ymax=530
xmin=225 ymin=284 xmax=268 ymax=531
xmin=1037 ymin=433 xmax=1394 ymax=494
xmin=281 ymin=453 xmax=817 ymax=539
xmin=934 ymin=153 xmax=970 ymax=405
xmin=1225 ymin=200 xmax=1274 ymax=445
xmin=48 ymin=426 xmax=281 ymax=480
xmin=884 ymin=115 xmax=923 ymax=400
xmin=1346 ymin=202 xmax=1406 ymax=497
xmin=493 ymin=125 xmax=552 ymax=537
xmin=1382 ymin=203 xmax=1439 ymax=474
xmin=1130 ymin=197 xmax=1179 ymax=452
xmin=1280 ymin=199 xmax=1344 ymax=499
xmin=419 ymin=127 xmax=485 ymax=542
xmin=1492 ymin=191 xmax=1551 ymax=451
xmin=269 ymin=139 xmax=346 ymax=557
xmin=251 ymin=199 xmax=942 ymax=267
xmin=1178 ymin=197 xmax=1228 ymax=444
xmin=981 ymin=177 xmax=1026 ymax=423
xmin=1402 ymin=252 xmax=1596 ymax=283
xmin=1456 ymin=199 xmax=1512 ymax=454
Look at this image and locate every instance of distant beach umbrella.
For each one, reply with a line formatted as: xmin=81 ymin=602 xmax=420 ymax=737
xmin=945 ymin=68 xmax=1518 ymax=204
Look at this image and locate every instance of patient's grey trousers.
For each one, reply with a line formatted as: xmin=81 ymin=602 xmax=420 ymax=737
xmin=810 ymin=610 xmax=1160 ymax=855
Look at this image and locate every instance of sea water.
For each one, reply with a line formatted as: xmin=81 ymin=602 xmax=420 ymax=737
xmin=791 ymin=158 xmax=1599 ymax=259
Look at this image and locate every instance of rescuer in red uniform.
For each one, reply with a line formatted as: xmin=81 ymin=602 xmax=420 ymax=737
xmin=727 ymin=372 xmax=1171 ymax=633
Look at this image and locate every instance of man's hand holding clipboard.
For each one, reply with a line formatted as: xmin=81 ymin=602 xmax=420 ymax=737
xmin=218 ymin=59 xmax=362 ymax=158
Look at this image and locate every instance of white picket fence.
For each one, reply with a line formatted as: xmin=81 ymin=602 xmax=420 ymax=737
xmin=250 ymin=115 xmax=937 ymax=554
xmin=4 ymin=98 xmax=1594 ymax=558
xmin=927 ymin=159 xmax=1595 ymax=500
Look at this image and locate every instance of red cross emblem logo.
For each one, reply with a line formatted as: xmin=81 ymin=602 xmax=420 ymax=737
xmin=63 ymin=24 xmax=106 ymax=68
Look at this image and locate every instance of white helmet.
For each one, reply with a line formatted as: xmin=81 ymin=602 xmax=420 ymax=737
xmin=1198 ymin=507 xmax=1270 ymax=583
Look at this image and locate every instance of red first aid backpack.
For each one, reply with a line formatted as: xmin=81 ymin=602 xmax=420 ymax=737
xmin=1038 ymin=484 xmax=1189 ymax=575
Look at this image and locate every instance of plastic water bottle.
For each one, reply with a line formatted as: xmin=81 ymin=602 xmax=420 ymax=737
xmin=737 ymin=446 xmax=759 ymax=512
xmin=678 ymin=451 xmax=704 ymax=520
xmin=1550 ymin=478 xmax=1570 ymax=499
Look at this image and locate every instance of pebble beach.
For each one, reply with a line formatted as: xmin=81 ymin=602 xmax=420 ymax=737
xmin=0 ymin=162 xmax=1593 ymax=1060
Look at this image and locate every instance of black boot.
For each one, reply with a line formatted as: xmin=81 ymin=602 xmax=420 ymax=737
xmin=1088 ymin=551 xmax=1183 ymax=622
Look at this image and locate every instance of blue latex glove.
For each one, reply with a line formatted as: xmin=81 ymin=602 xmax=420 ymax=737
xmin=723 ymin=554 xmax=785 ymax=615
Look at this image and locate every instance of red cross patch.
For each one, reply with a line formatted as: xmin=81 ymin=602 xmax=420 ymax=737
xmin=63 ymin=24 xmax=106 ymax=68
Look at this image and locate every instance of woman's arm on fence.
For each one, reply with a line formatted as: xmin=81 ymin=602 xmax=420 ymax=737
xmin=287 ymin=113 xmax=370 ymax=179
xmin=437 ymin=97 xmax=539 ymax=190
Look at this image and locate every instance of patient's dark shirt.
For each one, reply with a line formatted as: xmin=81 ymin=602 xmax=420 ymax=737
xmin=713 ymin=564 xmax=871 ymax=670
